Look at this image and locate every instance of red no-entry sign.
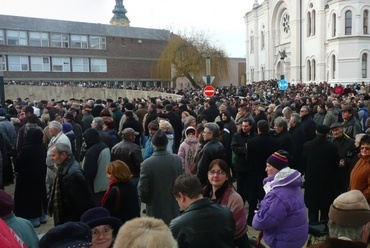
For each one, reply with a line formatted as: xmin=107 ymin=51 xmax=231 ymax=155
xmin=204 ymin=85 xmax=215 ymax=97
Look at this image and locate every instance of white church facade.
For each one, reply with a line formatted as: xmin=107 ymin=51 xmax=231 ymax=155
xmin=244 ymin=0 xmax=370 ymax=85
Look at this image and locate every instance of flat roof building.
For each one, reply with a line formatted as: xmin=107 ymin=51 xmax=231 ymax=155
xmin=0 ymin=14 xmax=171 ymax=88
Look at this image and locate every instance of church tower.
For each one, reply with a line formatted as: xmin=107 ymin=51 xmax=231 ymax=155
xmin=110 ymin=0 xmax=130 ymax=26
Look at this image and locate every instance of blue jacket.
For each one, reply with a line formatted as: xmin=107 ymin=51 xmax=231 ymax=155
xmin=252 ymin=168 xmax=308 ymax=248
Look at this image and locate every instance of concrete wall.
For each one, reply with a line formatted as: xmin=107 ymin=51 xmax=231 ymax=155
xmin=4 ymin=85 xmax=181 ymax=101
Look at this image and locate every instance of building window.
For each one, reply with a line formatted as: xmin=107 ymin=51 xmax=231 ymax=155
xmin=31 ymin=57 xmax=50 ymax=71
xmin=307 ymin=12 xmax=311 ymax=37
xmin=89 ymin=36 xmax=106 ymax=50
xmin=345 ymin=10 xmax=352 ymax=35
xmin=8 ymin=55 xmax=29 ymax=71
xmin=50 ymin=33 xmax=69 ymax=48
xmin=29 ymin=32 xmax=49 ymax=47
xmin=52 ymin=57 xmax=71 ymax=72
xmin=332 ymin=13 xmax=337 ymax=37
xmin=364 ymin=10 xmax=369 ymax=34
xmin=261 ymin=31 xmax=265 ymax=50
xmin=72 ymin=58 xmax=90 ymax=72
xmin=0 ymin=55 xmax=6 ymax=71
xmin=91 ymin=58 xmax=107 ymax=72
xmin=307 ymin=60 xmax=311 ymax=80
xmin=71 ymin=35 xmax=88 ymax=49
xmin=250 ymin=35 xmax=254 ymax=53
xmin=312 ymin=59 xmax=316 ymax=81
xmin=0 ymin=30 xmax=4 ymax=45
xmin=332 ymin=55 xmax=336 ymax=79
xmin=363 ymin=53 xmax=368 ymax=78
xmin=6 ymin=30 xmax=27 ymax=46
xmin=261 ymin=66 xmax=265 ymax=80
xmin=250 ymin=68 xmax=254 ymax=83
xmin=312 ymin=10 xmax=316 ymax=35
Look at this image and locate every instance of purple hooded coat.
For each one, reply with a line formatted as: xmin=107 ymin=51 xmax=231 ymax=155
xmin=252 ymin=168 xmax=308 ymax=248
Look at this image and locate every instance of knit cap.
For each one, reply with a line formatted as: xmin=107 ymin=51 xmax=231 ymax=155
xmin=329 ymin=190 xmax=370 ymax=227
xmin=266 ymin=150 xmax=289 ymax=170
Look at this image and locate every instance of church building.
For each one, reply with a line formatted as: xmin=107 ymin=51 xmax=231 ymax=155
xmin=244 ymin=0 xmax=370 ymax=85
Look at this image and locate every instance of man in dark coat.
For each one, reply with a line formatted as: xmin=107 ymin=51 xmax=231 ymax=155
xmin=170 ymin=174 xmax=235 ymax=248
xmin=63 ymin=111 xmax=83 ymax=162
xmin=201 ymin=97 xmax=219 ymax=122
xmin=48 ymin=143 xmax=94 ymax=226
xmin=303 ymin=125 xmax=340 ymax=224
xmin=120 ymin=111 xmax=143 ymax=146
xmin=329 ymin=122 xmax=356 ymax=194
xmin=138 ymin=130 xmax=183 ymax=225
xmin=196 ymin=122 xmax=226 ymax=186
xmin=245 ymin=120 xmax=280 ymax=225
xmin=300 ymin=105 xmax=317 ymax=141
xmin=164 ymin=104 xmax=182 ymax=153
xmin=342 ymin=104 xmax=362 ymax=139
xmin=231 ymin=118 xmax=256 ymax=202
xmin=288 ymin=113 xmax=307 ymax=173
xmin=90 ymin=117 xmax=112 ymax=150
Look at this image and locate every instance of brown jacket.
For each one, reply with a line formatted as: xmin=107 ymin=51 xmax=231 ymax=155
xmin=349 ymin=155 xmax=370 ymax=204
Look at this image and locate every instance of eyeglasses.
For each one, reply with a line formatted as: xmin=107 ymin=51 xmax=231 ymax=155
xmin=91 ymin=227 xmax=113 ymax=237
xmin=361 ymin=147 xmax=370 ymax=151
xmin=208 ymin=170 xmax=226 ymax=175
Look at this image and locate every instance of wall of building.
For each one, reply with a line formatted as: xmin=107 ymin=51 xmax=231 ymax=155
xmin=4 ymin=85 xmax=181 ymax=102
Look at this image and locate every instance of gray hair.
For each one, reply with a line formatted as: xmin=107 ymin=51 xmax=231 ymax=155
xmin=93 ymin=117 xmax=104 ymax=130
xmin=282 ymin=107 xmax=293 ymax=115
xmin=204 ymin=122 xmax=219 ymax=138
xmin=290 ymin=113 xmax=301 ymax=124
xmin=274 ymin=116 xmax=288 ymax=129
xmin=53 ymin=143 xmax=72 ymax=156
xmin=49 ymin=120 xmax=62 ymax=132
xmin=328 ymin=220 xmax=366 ymax=242
xmin=184 ymin=116 xmax=196 ymax=127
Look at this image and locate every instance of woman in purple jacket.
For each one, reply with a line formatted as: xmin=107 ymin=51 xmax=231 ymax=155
xmin=252 ymin=150 xmax=308 ymax=248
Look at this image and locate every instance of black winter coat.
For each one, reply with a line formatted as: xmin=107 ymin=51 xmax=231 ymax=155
xmin=14 ymin=129 xmax=47 ymax=219
xmin=170 ymin=197 xmax=236 ymax=248
xmin=231 ymin=131 xmax=256 ymax=172
xmin=303 ymin=136 xmax=340 ymax=211
xmin=196 ymin=138 xmax=226 ymax=186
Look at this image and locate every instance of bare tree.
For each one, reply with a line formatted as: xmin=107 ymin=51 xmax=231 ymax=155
xmin=156 ymin=30 xmax=229 ymax=89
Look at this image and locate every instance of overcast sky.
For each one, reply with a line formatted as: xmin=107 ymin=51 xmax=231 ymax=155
xmin=0 ymin=0 xmax=255 ymax=57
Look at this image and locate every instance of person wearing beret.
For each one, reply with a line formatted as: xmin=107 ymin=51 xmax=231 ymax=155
xmin=252 ymin=150 xmax=308 ymax=248
xmin=80 ymin=207 xmax=122 ymax=248
xmin=39 ymin=221 xmax=92 ymax=248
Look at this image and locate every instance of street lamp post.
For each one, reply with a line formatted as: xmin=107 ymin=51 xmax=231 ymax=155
xmin=206 ymin=56 xmax=211 ymax=85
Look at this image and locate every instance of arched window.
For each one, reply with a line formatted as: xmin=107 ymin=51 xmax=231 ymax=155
xmin=345 ymin=10 xmax=352 ymax=35
xmin=250 ymin=35 xmax=254 ymax=53
xmin=332 ymin=13 xmax=336 ymax=37
xmin=307 ymin=60 xmax=311 ymax=80
xmin=363 ymin=53 xmax=368 ymax=78
xmin=250 ymin=68 xmax=254 ymax=82
xmin=332 ymin=55 xmax=336 ymax=79
xmin=312 ymin=10 xmax=316 ymax=35
xmin=307 ymin=12 xmax=311 ymax=36
xmin=364 ymin=10 xmax=369 ymax=34
xmin=261 ymin=66 xmax=265 ymax=80
xmin=312 ymin=59 xmax=316 ymax=81
xmin=261 ymin=31 xmax=265 ymax=50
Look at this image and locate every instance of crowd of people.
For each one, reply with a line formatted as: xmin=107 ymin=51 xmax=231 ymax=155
xmin=1 ymin=80 xmax=370 ymax=247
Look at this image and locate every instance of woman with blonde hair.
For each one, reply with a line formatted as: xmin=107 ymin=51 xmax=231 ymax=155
xmin=159 ymin=120 xmax=174 ymax=153
xmin=113 ymin=217 xmax=178 ymax=248
xmin=101 ymin=160 xmax=140 ymax=224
